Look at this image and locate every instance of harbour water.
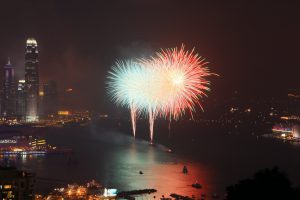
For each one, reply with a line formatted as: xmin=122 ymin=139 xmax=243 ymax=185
xmin=4 ymin=121 xmax=300 ymax=199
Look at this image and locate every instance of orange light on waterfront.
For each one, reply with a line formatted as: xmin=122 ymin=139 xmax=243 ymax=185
xmin=13 ymin=148 xmax=24 ymax=152
xmin=4 ymin=185 xmax=12 ymax=189
xmin=272 ymin=128 xmax=292 ymax=133
xmin=39 ymin=91 xmax=44 ymax=96
xmin=280 ymin=116 xmax=289 ymax=120
xmin=58 ymin=111 xmax=70 ymax=116
xmin=76 ymin=187 xmax=87 ymax=196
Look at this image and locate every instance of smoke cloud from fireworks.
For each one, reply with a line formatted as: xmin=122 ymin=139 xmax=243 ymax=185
xmin=107 ymin=45 xmax=215 ymax=143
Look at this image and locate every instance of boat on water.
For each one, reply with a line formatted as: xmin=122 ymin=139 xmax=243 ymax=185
xmin=192 ymin=183 xmax=202 ymax=189
xmin=182 ymin=165 xmax=188 ymax=174
xmin=192 ymin=180 xmax=202 ymax=189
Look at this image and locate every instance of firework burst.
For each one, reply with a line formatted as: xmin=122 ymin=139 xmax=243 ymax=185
xmin=107 ymin=45 xmax=216 ymax=143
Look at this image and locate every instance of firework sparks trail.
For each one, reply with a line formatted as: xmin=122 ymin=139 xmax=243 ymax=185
xmin=148 ymin=107 xmax=155 ymax=144
xmin=106 ymin=60 xmax=145 ymax=137
xmin=107 ymin=45 xmax=216 ymax=143
xmin=130 ymin=103 xmax=137 ymax=137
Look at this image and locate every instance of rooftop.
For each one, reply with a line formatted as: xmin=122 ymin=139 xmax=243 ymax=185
xmin=26 ymin=38 xmax=37 ymax=46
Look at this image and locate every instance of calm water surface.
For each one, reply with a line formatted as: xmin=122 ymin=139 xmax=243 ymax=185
xmin=7 ymin=123 xmax=300 ymax=200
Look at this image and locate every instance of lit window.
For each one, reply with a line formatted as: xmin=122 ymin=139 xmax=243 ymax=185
xmin=7 ymin=191 xmax=14 ymax=198
xmin=4 ymin=185 xmax=12 ymax=189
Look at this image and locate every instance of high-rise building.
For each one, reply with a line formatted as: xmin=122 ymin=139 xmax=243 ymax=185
xmin=43 ymin=81 xmax=58 ymax=117
xmin=16 ymin=80 xmax=26 ymax=120
xmin=0 ymin=166 xmax=35 ymax=200
xmin=2 ymin=58 xmax=16 ymax=118
xmin=38 ymin=88 xmax=44 ymax=118
xmin=25 ymin=38 xmax=39 ymax=122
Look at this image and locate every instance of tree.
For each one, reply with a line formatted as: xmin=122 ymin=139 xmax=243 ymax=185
xmin=226 ymin=167 xmax=300 ymax=200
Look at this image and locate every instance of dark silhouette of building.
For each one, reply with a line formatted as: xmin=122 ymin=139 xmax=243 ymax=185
xmin=2 ymin=58 xmax=16 ymax=118
xmin=0 ymin=165 xmax=35 ymax=200
xmin=226 ymin=167 xmax=300 ymax=200
xmin=25 ymin=38 xmax=39 ymax=122
xmin=43 ymin=81 xmax=58 ymax=117
xmin=16 ymin=80 xmax=26 ymax=120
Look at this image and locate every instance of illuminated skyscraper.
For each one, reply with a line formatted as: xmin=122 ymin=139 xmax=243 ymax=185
xmin=2 ymin=58 xmax=16 ymax=118
xmin=25 ymin=38 xmax=39 ymax=122
xmin=16 ymin=80 xmax=26 ymax=120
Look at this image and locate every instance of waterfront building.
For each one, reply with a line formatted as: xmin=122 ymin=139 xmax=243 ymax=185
xmin=0 ymin=166 xmax=35 ymax=200
xmin=16 ymin=80 xmax=26 ymax=120
xmin=37 ymin=180 xmax=116 ymax=200
xmin=2 ymin=58 xmax=16 ymax=118
xmin=29 ymin=136 xmax=47 ymax=150
xmin=25 ymin=38 xmax=39 ymax=122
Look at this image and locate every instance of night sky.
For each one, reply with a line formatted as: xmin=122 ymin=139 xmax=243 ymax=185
xmin=0 ymin=0 xmax=299 ymax=111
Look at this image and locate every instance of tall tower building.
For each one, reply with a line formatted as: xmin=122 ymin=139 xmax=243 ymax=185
xmin=2 ymin=58 xmax=16 ymax=118
xmin=16 ymin=80 xmax=26 ymax=120
xmin=43 ymin=81 xmax=58 ymax=116
xmin=25 ymin=38 xmax=39 ymax=122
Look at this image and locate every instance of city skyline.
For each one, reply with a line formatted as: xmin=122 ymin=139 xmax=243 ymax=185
xmin=0 ymin=38 xmax=60 ymax=121
xmin=0 ymin=0 xmax=299 ymax=112
xmin=1 ymin=1 xmax=300 ymax=200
